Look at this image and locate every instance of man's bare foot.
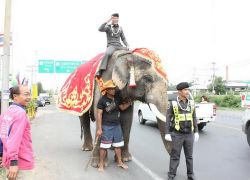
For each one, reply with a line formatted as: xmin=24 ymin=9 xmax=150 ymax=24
xmin=117 ymin=162 xmax=128 ymax=170
xmin=98 ymin=164 xmax=105 ymax=172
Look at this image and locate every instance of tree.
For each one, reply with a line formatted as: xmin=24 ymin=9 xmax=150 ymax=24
xmin=168 ymin=83 xmax=176 ymax=91
xmin=208 ymin=76 xmax=226 ymax=95
xmin=37 ymin=82 xmax=44 ymax=95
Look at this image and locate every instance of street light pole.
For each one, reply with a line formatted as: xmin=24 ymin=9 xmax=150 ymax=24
xmin=1 ymin=0 xmax=12 ymax=113
xmin=212 ymin=62 xmax=216 ymax=94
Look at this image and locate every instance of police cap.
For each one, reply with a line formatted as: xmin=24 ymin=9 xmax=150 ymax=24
xmin=176 ymin=82 xmax=189 ymax=90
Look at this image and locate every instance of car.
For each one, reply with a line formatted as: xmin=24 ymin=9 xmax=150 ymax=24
xmin=242 ymin=109 xmax=250 ymax=147
xmin=137 ymin=91 xmax=216 ymax=130
xmin=43 ymin=96 xmax=51 ymax=105
xmin=37 ymin=97 xmax=46 ymax=107
xmin=39 ymin=93 xmax=51 ymax=105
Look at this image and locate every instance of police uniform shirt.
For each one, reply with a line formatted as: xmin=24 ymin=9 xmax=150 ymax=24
xmin=165 ymin=98 xmax=198 ymax=134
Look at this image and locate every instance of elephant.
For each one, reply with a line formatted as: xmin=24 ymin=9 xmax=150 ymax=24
xmin=79 ymin=50 xmax=170 ymax=167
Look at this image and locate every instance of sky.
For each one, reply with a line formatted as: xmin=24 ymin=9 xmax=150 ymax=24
xmin=1 ymin=0 xmax=250 ymax=90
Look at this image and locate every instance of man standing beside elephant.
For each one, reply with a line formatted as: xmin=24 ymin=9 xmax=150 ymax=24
xmin=165 ymin=82 xmax=199 ymax=180
xmin=96 ymin=13 xmax=129 ymax=77
xmin=96 ymin=80 xmax=132 ymax=172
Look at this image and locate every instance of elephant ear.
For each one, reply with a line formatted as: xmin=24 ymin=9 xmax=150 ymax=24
xmin=112 ymin=54 xmax=130 ymax=90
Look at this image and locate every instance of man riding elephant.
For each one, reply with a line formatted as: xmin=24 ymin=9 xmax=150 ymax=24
xmin=96 ymin=13 xmax=129 ymax=77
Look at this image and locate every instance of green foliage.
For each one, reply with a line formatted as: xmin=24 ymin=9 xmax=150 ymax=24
xmin=194 ymin=94 xmax=241 ymax=108
xmin=220 ymin=95 xmax=241 ymax=108
xmin=194 ymin=95 xmax=202 ymax=103
xmin=168 ymin=83 xmax=176 ymax=91
xmin=26 ymin=99 xmax=37 ymax=110
xmin=26 ymin=99 xmax=37 ymax=119
xmin=37 ymin=82 xmax=44 ymax=95
xmin=208 ymin=76 xmax=226 ymax=95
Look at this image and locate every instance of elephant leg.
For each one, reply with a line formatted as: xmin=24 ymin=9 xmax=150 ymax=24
xmin=120 ymin=105 xmax=134 ymax=162
xmin=79 ymin=111 xmax=93 ymax=151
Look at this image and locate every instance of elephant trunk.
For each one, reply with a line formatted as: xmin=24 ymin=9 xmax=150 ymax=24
xmin=145 ymin=82 xmax=172 ymax=154
xmin=145 ymin=81 xmax=168 ymax=117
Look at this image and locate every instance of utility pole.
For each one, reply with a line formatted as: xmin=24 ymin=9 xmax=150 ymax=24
xmin=1 ymin=0 xmax=12 ymax=113
xmin=26 ymin=65 xmax=37 ymax=86
xmin=212 ymin=62 xmax=216 ymax=94
xmin=226 ymin=65 xmax=229 ymax=82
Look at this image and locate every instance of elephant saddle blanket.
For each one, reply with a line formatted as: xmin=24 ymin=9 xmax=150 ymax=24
xmin=57 ymin=53 xmax=104 ymax=116
xmin=57 ymin=48 xmax=167 ymax=116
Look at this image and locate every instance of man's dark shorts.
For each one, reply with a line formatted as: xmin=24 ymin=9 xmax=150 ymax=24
xmin=100 ymin=124 xmax=124 ymax=149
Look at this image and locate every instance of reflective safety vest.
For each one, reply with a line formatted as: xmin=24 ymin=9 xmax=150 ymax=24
xmin=172 ymin=100 xmax=195 ymax=132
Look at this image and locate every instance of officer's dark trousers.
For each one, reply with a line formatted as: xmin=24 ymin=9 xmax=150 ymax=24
xmin=98 ymin=45 xmax=127 ymax=72
xmin=168 ymin=132 xmax=194 ymax=179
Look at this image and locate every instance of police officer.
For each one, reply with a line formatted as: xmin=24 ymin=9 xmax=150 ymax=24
xmin=165 ymin=82 xmax=199 ymax=180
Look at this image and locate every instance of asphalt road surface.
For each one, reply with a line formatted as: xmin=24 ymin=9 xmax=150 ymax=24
xmin=30 ymin=105 xmax=250 ymax=180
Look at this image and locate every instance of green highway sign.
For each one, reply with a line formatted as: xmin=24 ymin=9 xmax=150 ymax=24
xmin=38 ymin=60 xmax=54 ymax=73
xmin=55 ymin=61 xmax=82 ymax=73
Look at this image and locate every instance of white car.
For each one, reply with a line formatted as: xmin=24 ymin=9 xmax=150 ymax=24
xmin=242 ymin=109 xmax=250 ymax=147
xmin=137 ymin=91 xmax=216 ymax=130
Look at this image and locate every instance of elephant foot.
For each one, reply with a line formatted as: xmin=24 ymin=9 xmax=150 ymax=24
xmin=81 ymin=142 xmax=93 ymax=151
xmin=122 ymin=151 xmax=132 ymax=162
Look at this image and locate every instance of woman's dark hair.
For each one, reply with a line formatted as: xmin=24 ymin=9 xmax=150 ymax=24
xmin=9 ymin=86 xmax=20 ymax=100
xmin=201 ymin=95 xmax=208 ymax=102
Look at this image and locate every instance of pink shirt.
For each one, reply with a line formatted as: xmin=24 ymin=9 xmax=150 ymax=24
xmin=0 ymin=104 xmax=34 ymax=170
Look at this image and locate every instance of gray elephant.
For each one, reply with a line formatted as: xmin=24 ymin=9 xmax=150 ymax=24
xmin=79 ymin=49 xmax=170 ymax=167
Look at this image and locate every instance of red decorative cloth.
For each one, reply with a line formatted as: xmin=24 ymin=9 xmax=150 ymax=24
xmin=132 ymin=48 xmax=167 ymax=80
xmin=57 ymin=48 xmax=167 ymax=115
xmin=57 ymin=53 xmax=104 ymax=116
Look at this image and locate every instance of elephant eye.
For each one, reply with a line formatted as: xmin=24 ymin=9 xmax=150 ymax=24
xmin=143 ymin=75 xmax=153 ymax=82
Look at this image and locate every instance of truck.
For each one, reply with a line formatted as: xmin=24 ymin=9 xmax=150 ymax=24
xmin=137 ymin=91 xmax=217 ymax=131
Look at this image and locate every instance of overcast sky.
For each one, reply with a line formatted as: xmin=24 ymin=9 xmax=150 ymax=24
xmin=1 ymin=0 xmax=250 ymax=90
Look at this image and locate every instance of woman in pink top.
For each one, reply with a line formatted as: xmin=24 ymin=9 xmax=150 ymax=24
xmin=0 ymin=85 xmax=34 ymax=180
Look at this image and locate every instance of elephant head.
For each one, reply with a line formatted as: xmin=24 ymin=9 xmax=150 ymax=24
xmin=111 ymin=50 xmax=171 ymax=153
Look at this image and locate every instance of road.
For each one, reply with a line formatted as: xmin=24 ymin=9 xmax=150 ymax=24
xmin=29 ymin=105 xmax=250 ymax=180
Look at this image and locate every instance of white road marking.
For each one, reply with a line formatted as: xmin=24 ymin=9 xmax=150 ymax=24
xmin=133 ymin=157 xmax=164 ymax=180
xmin=210 ymin=123 xmax=241 ymax=131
